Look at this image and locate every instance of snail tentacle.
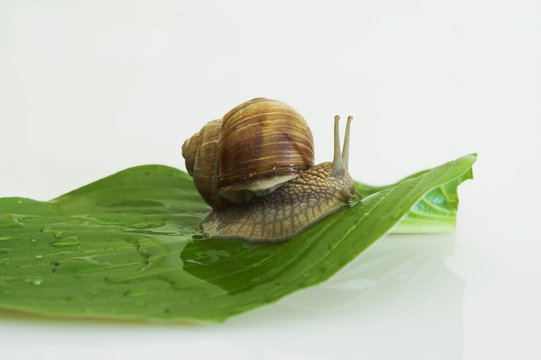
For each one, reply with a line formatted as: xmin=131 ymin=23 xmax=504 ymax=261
xmin=342 ymin=115 xmax=353 ymax=169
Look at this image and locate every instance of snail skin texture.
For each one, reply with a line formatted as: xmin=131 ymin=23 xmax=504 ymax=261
xmin=182 ymin=98 xmax=358 ymax=243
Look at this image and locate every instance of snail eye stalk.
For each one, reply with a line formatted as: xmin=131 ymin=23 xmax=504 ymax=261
xmin=342 ymin=116 xmax=352 ymax=170
xmin=332 ymin=115 xmax=352 ymax=176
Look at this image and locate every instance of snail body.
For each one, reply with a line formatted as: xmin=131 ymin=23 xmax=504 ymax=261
xmin=182 ymin=98 xmax=357 ymax=243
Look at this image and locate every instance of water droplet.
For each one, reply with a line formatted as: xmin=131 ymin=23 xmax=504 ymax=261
xmin=126 ymin=222 xmax=150 ymax=230
xmin=123 ymin=290 xmax=147 ymax=297
xmin=10 ymin=215 xmax=24 ymax=224
xmin=0 ymin=236 xmax=11 ymax=241
xmin=184 ymin=259 xmax=204 ymax=265
xmin=35 ymin=255 xmax=44 ymax=259
xmin=16 ymin=199 xmax=23 ymax=204
xmin=49 ymin=236 xmax=79 ymax=247
xmin=109 ymin=237 xmax=188 ymax=287
xmin=54 ymin=232 xmax=63 ymax=238
xmin=31 ymin=238 xmax=37 ymax=243
xmin=66 ymin=295 xmax=85 ymax=302
xmin=135 ymin=243 xmax=151 ymax=259
xmin=32 ymin=279 xmax=43 ymax=286
xmin=51 ymin=255 xmax=115 ymax=274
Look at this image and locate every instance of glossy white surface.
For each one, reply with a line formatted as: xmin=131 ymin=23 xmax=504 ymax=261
xmin=1 ymin=1 xmax=540 ymax=359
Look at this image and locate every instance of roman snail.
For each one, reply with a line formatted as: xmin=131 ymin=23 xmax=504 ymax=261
xmin=182 ymin=98 xmax=359 ymax=243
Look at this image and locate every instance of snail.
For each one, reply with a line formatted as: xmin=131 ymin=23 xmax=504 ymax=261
xmin=182 ymin=98 xmax=359 ymax=243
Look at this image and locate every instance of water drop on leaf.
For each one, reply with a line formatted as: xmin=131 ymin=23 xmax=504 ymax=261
xmin=49 ymin=236 xmax=80 ymax=247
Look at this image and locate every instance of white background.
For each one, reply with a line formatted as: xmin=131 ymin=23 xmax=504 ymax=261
xmin=1 ymin=1 xmax=540 ymax=359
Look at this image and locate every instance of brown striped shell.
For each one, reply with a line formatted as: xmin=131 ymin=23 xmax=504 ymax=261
xmin=182 ymin=98 xmax=315 ymax=210
xmin=182 ymin=118 xmax=232 ymax=210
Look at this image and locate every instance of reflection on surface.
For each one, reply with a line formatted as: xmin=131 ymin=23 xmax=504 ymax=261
xmin=181 ymin=237 xmax=282 ymax=294
xmin=228 ymin=233 xmax=464 ymax=360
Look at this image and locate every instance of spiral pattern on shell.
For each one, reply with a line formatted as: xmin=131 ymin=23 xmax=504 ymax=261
xmin=182 ymin=98 xmax=315 ymax=210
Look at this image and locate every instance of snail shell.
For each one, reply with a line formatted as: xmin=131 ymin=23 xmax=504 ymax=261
xmin=182 ymin=98 xmax=314 ymax=209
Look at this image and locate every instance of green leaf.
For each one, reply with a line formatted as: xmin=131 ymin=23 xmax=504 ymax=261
xmin=0 ymin=154 xmax=476 ymax=322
